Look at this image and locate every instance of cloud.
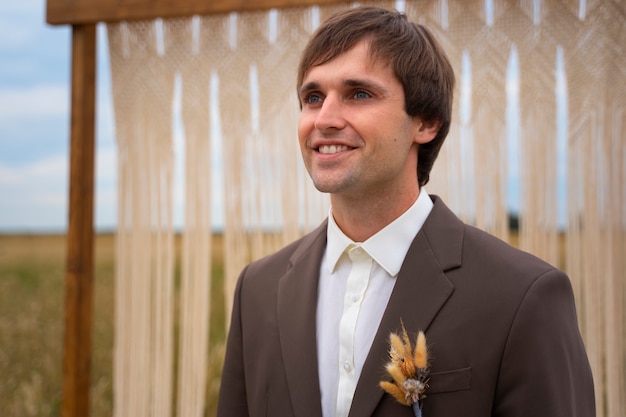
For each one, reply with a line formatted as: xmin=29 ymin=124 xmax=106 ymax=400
xmin=0 ymin=153 xmax=68 ymax=230
xmin=0 ymin=21 xmax=36 ymax=48
xmin=0 ymin=154 xmax=66 ymax=187
xmin=0 ymin=85 xmax=69 ymax=120
xmin=0 ymin=85 xmax=70 ymax=165
xmin=0 ymin=1 xmax=42 ymax=14
xmin=0 ymin=145 xmax=119 ymax=231
xmin=0 ymin=1 xmax=47 ymax=48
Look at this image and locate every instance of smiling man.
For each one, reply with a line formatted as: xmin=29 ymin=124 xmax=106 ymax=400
xmin=217 ymin=6 xmax=594 ymax=417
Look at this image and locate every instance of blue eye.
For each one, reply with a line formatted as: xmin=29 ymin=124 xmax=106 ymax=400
xmin=354 ymin=90 xmax=371 ymax=100
xmin=303 ymin=93 xmax=323 ymax=105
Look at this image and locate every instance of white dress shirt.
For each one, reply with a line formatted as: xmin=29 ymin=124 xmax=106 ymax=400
xmin=316 ymin=190 xmax=434 ymax=417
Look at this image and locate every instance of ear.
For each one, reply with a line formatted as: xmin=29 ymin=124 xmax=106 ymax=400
xmin=413 ymin=119 xmax=441 ymax=145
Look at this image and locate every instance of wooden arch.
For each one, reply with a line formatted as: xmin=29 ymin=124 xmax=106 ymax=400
xmin=45 ymin=1 xmax=343 ymax=416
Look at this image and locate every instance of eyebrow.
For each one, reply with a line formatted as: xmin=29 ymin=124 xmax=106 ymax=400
xmin=299 ymin=78 xmax=388 ymax=97
xmin=298 ymin=81 xmax=320 ymax=97
xmin=344 ymin=78 xmax=384 ymax=91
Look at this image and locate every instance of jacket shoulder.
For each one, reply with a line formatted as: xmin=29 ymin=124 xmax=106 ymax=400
xmin=425 ymin=195 xmax=559 ymax=280
xmin=462 ymin=223 xmax=558 ymax=279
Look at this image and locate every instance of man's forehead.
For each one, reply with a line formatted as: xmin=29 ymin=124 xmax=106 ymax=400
xmin=300 ymin=39 xmax=391 ymax=85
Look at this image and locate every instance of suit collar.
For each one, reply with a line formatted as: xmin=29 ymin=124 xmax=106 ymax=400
xmin=419 ymin=195 xmax=465 ymax=271
xmin=349 ymin=195 xmax=463 ymax=417
xmin=277 ymin=221 xmax=327 ymax=417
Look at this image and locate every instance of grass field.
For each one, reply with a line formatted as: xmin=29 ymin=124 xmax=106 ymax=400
xmin=0 ymin=233 xmax=227 ymax=417
xmin=0 ymin=231 xmax=555 ymax=417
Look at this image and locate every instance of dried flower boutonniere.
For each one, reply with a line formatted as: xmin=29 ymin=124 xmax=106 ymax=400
xmin=379 ymin=323 xmax=430 ymax=417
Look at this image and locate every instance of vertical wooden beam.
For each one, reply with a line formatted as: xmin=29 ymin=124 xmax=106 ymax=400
xmin=63 ymin=23 xmax=97 ymax=417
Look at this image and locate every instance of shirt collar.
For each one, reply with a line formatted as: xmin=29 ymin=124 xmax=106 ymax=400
xmin=325 ymin=189 xmax=434 ymax=276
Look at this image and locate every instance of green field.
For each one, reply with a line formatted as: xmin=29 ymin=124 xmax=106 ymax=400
xmin=0 ymin=233 xmax=226 ymax=417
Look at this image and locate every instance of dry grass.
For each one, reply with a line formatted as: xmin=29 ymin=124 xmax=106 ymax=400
xmin=0 ymin=233 xmax=226 ymax=417
xmin=0 ymin=234 xmax=67 ymax=416
xmin=1 ymin=231 xmax=538 ymax=416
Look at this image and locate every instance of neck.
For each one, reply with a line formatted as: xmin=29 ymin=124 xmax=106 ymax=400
xmin=330 ymin=187 xmax=420 ymax=242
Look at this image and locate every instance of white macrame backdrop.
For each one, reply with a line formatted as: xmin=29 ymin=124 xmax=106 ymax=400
xmin=107 ymin=1 xmax=625 ymax=416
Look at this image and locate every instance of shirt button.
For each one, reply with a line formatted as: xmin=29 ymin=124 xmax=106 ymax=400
xmin=351 ymin=293 xmax=360 ymax=302
xmin=343 ymin=362 xmax=352 ymax=372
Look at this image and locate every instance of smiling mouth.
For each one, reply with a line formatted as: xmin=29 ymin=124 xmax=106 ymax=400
xmin=318 ymin=145 xmax=350 ymax=154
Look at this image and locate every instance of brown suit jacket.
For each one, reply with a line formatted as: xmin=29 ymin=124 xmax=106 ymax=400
xmin=217 ymin=196 xmax=595 ymax=417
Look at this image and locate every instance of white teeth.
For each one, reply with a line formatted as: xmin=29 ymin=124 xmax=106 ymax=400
xmin=319 ymin=145 xmax=349 ymax=154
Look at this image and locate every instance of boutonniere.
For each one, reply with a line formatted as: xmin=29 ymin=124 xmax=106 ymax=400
xmin=379 ymin=322 xmax=430 ymax=417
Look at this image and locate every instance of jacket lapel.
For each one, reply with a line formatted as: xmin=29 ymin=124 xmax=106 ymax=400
xmin=277 ymin=222 xmax=328 ymax=417
xmin=348 ymin=196 xmax=463 ymax=417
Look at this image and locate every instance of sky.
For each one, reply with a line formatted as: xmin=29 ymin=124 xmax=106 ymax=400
xmin=0 ymin=1 xmax=117 ymax=232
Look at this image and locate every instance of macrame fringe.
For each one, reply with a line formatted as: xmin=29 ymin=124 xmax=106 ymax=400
xmin=107 ymin=1 xmax=625 ymax=416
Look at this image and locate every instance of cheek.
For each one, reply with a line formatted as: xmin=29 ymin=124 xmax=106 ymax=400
xmin=297 ymin=115 xmax=311 ymax=141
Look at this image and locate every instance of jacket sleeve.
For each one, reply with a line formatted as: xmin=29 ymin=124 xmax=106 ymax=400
xmin=493 ymin=269 xmax=595 ymax=417
xmin=216 ymin=268 xmax=250 ymax=417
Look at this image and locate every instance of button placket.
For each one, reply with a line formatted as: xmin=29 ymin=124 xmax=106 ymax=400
xmin=335 ymin=244 xmax=373 ymax=417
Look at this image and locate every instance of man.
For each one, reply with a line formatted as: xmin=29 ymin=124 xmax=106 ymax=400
xmin=217 ymin=6 xmax=594 ymax=417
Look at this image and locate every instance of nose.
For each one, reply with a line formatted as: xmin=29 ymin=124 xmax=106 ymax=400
xmin=314 ymin=94 xmax=346 ymax=132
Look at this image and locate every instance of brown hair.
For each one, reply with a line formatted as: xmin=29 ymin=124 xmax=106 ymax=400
xmin=297 ymin=6 xmax=455 ymax=186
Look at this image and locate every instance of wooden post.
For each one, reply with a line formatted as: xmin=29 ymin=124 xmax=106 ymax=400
xmin=62 ymin=23 xmax=97 ymax=417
